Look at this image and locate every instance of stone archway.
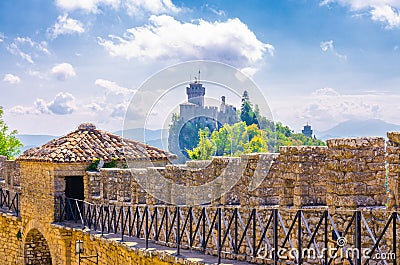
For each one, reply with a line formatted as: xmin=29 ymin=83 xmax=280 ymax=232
xmin=24 ymin=229 xmax=52 ymax=265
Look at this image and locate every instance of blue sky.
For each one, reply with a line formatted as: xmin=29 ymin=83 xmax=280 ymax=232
xmin=1 ymin=0 xmax=400 ymax=135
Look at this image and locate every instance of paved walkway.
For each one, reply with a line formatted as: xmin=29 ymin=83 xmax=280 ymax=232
xmin=60 ymin=222 xmax=257 ymax=265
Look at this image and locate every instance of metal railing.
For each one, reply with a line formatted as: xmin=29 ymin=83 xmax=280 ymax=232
xmin=58 ymin=198 xmax=399 ymax=265
xmin=0 ymin=188 xmax=20 ymax=216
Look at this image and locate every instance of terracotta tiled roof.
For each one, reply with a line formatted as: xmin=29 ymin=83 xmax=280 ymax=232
xmin=17 ymin=123 xmax=177 ymax=163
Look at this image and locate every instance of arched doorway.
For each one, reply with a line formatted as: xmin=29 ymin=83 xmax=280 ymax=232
xmin=24 ymin=229 xmax=52 ymax=265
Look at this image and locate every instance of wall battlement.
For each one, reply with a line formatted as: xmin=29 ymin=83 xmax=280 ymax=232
xmin=0 ymin=134 xmax=400 ymax=265
xmin=78 ymin=135 xmax=399 ymax=209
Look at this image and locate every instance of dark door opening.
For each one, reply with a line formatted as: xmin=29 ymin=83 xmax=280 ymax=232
xmin=65 ymin=176 xmax=84 ymax=200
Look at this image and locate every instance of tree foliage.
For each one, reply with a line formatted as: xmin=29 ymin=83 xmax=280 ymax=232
xmin=187 ymin=128 xmax=216 ymax=160
xmin=240 ymin=91 xmax=258 ymax=126
xmin=0 ymin=107 xmax=22 ymax=159
xmin=173 ymin=90 xmax=325 ymax=161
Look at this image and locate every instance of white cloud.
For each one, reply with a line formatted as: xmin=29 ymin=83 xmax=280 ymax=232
xmin=48 ymin=92 xmax=76 ymax=114
xmin=111 ymin=103 xmax=128 ymax=118
xmin=9 ymin=92 xmax=76 ymax=115
xmin=3 ymin=74 xmax=21 ymax=84
xmin=55 ymin=0 xmax=120 ymax=13
xmin=0 ymin=32 xmax=4 ymax=42
xmin=321 ymin=0 xmax=400 ymax=29
xmin=48 ymin=14 xmax=85 ymax=39
xmin=98 ymin=15 xmax=273 ymax=69
xmin=15 ymin=37 xmax=50 ymax=55
xmin=51 ymin=63 xmax=76 ymax=81
xmin=320 ymin=40 xmax=347 ymax=61
xmin=207 ymin=6 xmax=226 ymax=16
xmin=124 ymin=0 xmax=180 ymax=16
xmin=293 ymin=88 xmax=400 ymax=130
xmin=320 ymin=40 xmax=334 ymax=52
xmin=371 ymin=5 xmax=400 ymax=29
xmin=8 ymin=105 xmax=35 ymax=115
xmin=87 ymin=102 xmax=104 ymax=112
xmin=312 ymin=87 xmax=340 ymax=96
xmin=6 ymin=37 xmax=50 ymax=64
xmin=94 ymin=78 xmax=134 ymax=96
xmin=54 ymin=0 xmax=179 ymax=15
xmin=240 ymin=67 xmax=258 ymax=77
xmin=34 ymin=99 xmax=50 ymax=114
xmin=28 ymin=69 xmax=46 ymax=79
xmin=7 ymin=43 xmax=34 ymax=64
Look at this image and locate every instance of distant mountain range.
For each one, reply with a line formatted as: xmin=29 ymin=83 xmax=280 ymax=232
xmin=17 ymin=134 xmax=58 ymax=152
xmin=16 ymin=119 xmax=400 ymax=152
xmin=114 ymin=128 xmax=168 ymax=149
xmin=318 ymin=119 xmax=400 ymax=140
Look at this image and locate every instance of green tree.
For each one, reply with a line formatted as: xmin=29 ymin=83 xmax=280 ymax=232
xmin=187 ymin=128 xmax=216 ymax=160
xmin=0 ymin=107 xmax=22 ymax=159
xmin=189 ymin=120 xmax=326 ymax=160
xmin=243 ymin=124 xmax=268 ymax=153
xmin=240 ymin=91 xmax=258 ymax=126
xmin=211 ymin=122 xmax=248 ymax=156
xmin=273 ymin=122 xmax=325 ymax=152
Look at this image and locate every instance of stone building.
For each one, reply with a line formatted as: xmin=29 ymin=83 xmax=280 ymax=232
xmin=301 ymin=122 xmax=313 ymax=138
xmin=179 ymin=81 xmax=238 ymax=129
xmin=17 ymin=122 xmax=176 ymax=202
xmin=169 ymin=80 xmax=239 ymax=162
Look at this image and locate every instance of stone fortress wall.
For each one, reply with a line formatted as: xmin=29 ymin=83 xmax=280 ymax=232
xmin=0 ymin=134 xmax=399 ymax=265
xmin=81 ymin=135 xmax=398 ymax=210
xmin=1 ymin=135 xmax=394 ymax=212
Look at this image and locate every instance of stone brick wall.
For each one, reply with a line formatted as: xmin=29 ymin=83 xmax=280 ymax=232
xmin=84 ymin=168 xmax=133 ymax=204
xmin=278 ymin=146 xmax=327 ymax=207
xmin=0 ymin=213 xmax=23 ymax=264
xmin=82 ymin=136 xmax=400 ymax=209
xmin=20 ymin=162 xmax=56 ymax=223
xmin=24 ymin=229 xmax=52 ymax=264
xmin=0 ymin=155 xmax=6 ymax=188
xmin=326 ymin=137 xmax=386 ymax=208
xmin=387 ymin=132 xmax=400 ymax=209
xmin=0 ymin=158 xmax=20 ymax=190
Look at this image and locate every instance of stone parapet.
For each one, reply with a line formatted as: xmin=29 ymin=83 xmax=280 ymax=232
xmin=326 ymin=137 xmax=386 ymax=208
xmin=387 ymin=132 xmax=400 ymax=208
xmin=279 ymin=146 xmax=328 ymax=207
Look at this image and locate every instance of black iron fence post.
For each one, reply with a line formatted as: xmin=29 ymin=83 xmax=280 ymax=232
xmin=393 ymin=212 xmax=397 ymax=265
xmin=189 ymin=207 xmax=193 ymax=248
xmin=273 ymin=208 xmax=278 ymax=265
xmin=298 ymin=210 xmax=302 ymax=265
xmin=176 ymin=206 xmax=180 ymax=256
xmin=355 ymin=211 xmax=361 ymax=265
xmin=202 ymin=207 xmax=206 ymax=251
xmin=16 ymin=192 xmax=19 ymax=217
xmin=252 ymin=208 xmax=257 ymax=258
xmin=324 ymin=211 xmax=328 ymax=265
xmin=218 ymin=207 xmax=221 ymax=264
xmin=121 ymin=206 xmax=124 ymax=242
xmin=234 ymin=208 xmax=238 ymax=254
xmin=145 ymin=206 xmax=149 ymax=249
xmin=154 ymin=207 xmax=158 ymax=241
xmin=166 ymin=207 xmax=169 ymax=244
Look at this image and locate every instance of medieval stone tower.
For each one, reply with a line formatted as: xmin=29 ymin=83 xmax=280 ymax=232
xmin=169 ymin=77 xmax=239 ymax=162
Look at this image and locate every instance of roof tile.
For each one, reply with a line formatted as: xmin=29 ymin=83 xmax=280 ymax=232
xmin=17 ymin=123 xmax=177 ymax=163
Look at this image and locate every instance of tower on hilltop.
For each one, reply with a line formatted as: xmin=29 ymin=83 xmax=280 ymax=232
xmin=186 ymin=71 xmax=205 ymax=107
xmin=302 ymin=123 xmax=313 ymax=138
